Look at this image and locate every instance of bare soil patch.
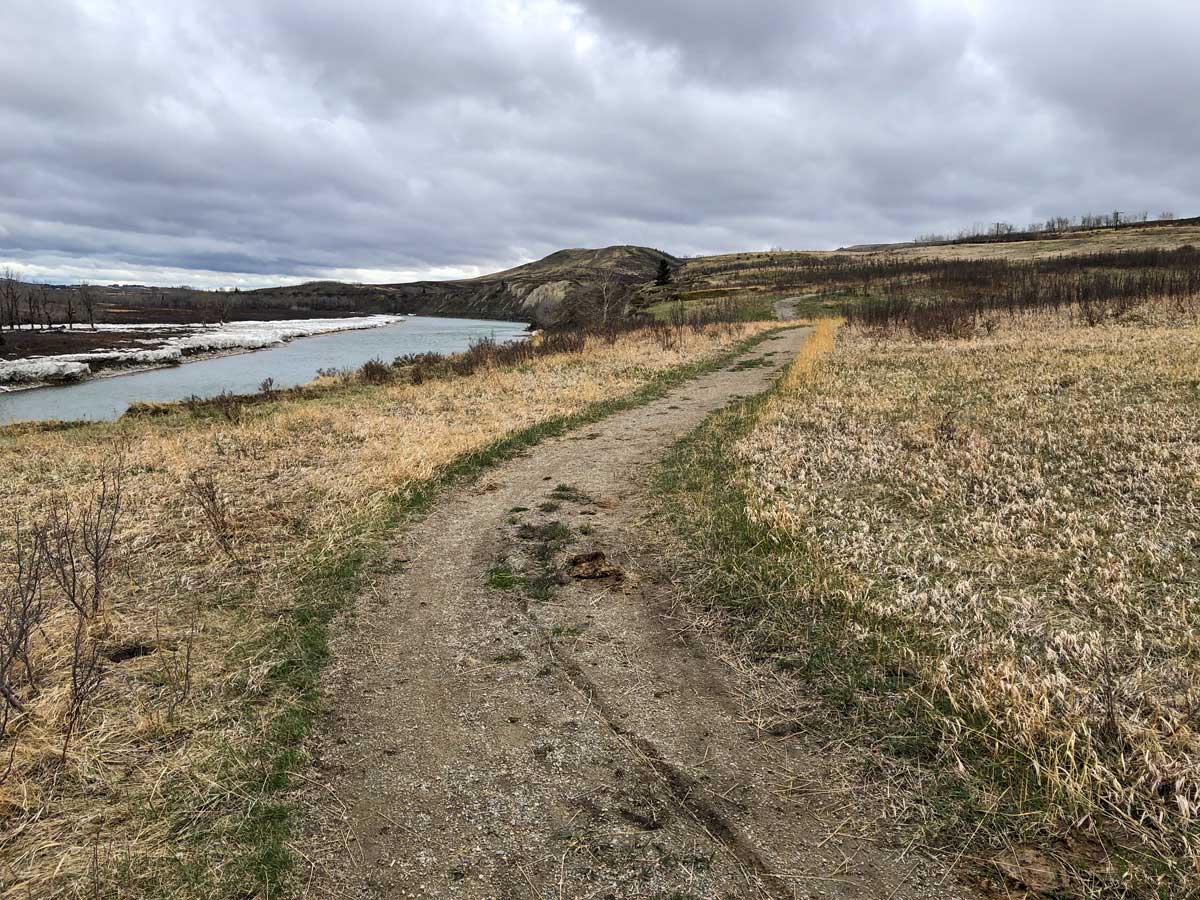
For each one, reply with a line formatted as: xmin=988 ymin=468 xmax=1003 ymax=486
xmin=0 ymin=327 xmax=177 ymax=361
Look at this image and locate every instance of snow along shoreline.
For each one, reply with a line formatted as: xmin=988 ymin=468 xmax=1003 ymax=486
xmin=0 ymin=315 xmax=406 ymax=391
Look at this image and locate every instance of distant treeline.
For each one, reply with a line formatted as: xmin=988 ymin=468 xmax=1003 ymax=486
xmin=914 ymin=210 xmax=1192 ymax=246
xmin=0 ymin=269 xmax=100 ymax=332
xmin=0 ymin=270 xmax=408 ymax=334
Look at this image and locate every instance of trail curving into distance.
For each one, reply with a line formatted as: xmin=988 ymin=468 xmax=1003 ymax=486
xmin=299 ymin=327 xmax=967 ymax=899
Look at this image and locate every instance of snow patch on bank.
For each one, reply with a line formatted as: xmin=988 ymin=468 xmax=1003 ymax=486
xmin=0 ymin=358 xmax=92 ymax=386
xmin=0 ymin=315 xmax=404 ymax=387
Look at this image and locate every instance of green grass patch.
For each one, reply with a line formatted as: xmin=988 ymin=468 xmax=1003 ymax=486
xmin=488 ymin=564 xmax=529 ymax=591
xmin=728 ymin=357 xmax=769 ymax=371
xmin=549 ymin=483 xmax=592 ymax=504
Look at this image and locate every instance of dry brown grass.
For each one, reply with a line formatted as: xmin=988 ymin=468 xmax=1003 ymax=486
xmin=889 ymin=223 xmax=1200 ymax=262
xmin=671 ymin=223 xmax=1200 ymax=315
xmin=733 ymin=302 xmax=1199 ymax=893
xmin=0 ymin=320 xmax=769 ymax=897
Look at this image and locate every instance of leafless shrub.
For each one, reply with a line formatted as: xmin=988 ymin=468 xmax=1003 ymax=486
xmin=653 ymin=321 xmax=680 ymax=352
xmin=844 ymin=247 xmax=1200 ymax=338
xmin=156 ymin=602 xmax=196 ymax=725
xmin=212 ymin=390 xmax=243 ymax=423
xmin=1078 ymin=296 xmax=1107 ymax=327
xmin=0 ymin=519 xmax=49 ymax=747
xmin=41 ymin=463 xmax=124 ymax=760
xmin=184 ymin=390 xmax=245 ymax=422
xmin=185 ymin=470 xmax=237 ymax=560
xmin=43 ymin=466 xmax=124 ymax=621
xmin=357 ymin=357 xmax=395 ymax=385
xmin=60 ymin=603 xmax=103 ymax=760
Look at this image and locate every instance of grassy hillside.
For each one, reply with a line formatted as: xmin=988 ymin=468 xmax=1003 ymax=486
xmin=666 ymin=219 xmax=1200 ymax=312
xmin=246 ymin=245 xmax=683 ymax=326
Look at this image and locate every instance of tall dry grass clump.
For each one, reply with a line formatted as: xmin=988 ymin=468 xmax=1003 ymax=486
xmin=0 ymin=319 xmax=766 ymax=897
xmin=734 ymin=302 xmax=1200 ymax=893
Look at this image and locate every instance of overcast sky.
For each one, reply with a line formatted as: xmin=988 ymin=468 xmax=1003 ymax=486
xmin=2 ymin=1 xmax=1197 ymax=288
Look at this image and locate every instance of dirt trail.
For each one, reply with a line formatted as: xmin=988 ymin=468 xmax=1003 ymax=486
xmin=773 ymin=298 xmax=801 ymax=320
xmin=300 ymin=329 xmax=968 ymax=899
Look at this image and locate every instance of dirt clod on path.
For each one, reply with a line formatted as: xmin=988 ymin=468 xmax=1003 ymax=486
xmin=299 ymin=328 xmax=969 ymax=899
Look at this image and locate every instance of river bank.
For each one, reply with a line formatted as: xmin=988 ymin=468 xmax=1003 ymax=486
xmin=0 ymin=315 xmax=531 ymax=423
xmin=0 ymin=315 xmax=406 ymax=391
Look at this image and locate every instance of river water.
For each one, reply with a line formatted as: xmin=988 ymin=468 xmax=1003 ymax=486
xmin=0 ymin=315 xmax=529 ymax=424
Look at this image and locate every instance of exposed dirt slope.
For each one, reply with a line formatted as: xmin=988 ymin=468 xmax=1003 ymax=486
xmin=299 ymin=329 xmax=968 ymax=899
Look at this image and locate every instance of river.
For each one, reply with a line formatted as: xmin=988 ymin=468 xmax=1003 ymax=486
xmin=0 ymin=315 xmax=529 ymax=425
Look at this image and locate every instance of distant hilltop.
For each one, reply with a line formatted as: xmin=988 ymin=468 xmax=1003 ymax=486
xmin=1 ymin=246 xmax=682 ymax=329
xmin=250 ymin=245 xmax=681 ymax=326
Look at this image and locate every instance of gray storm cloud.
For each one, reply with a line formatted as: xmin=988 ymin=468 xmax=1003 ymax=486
xmin=0 ymin=0 xmax=1195 ymax=288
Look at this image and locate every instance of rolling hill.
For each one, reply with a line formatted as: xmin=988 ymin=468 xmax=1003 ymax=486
xmin=246 ymin=245 xmax=680 ymax=325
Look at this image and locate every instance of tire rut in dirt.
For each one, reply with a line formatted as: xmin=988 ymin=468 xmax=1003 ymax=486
xmin=546 ymin=639 xmax=792 ymax=899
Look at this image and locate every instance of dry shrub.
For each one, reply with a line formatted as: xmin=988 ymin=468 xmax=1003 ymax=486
xmin=0 ymin=520 xmax=48 ymax=755
xmin=184 ymin=469 xmax=237 ymax=561
xmin=0 ymin=458 xmax=125 ymax=803
xmin=356 ymin=357 xmax=394 ymax=385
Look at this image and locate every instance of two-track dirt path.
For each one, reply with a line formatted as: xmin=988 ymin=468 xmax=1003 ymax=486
xmin=299 ymin=328 xmax=969 ymax=899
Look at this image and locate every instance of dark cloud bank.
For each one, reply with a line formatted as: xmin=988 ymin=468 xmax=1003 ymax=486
xmin=1 ymin=0 xmax=1197 ymax=288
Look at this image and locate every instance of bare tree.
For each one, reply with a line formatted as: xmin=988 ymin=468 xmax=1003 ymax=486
xmin=80 ymin=282 xmax=97 ymax=330
xmin=38 ymin=287 xmax=53 ymax=330
xmin=64 ymin=287 xmax=76 ymax=331
xmin=195 ymin=289 xmax=234 ymax=325
xmin=594 ymin=269 xmax=629 ymax=326
xmin=24 ymin=285 xmax=39 ymax=331
xmin=0 ymin=268 xmax=18 ymax=333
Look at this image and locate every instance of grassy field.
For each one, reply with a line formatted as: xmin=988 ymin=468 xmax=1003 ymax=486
xmin=660 ymin=301 xmax=1200 ymax=896
xmin=639 ymin=292 xmax=776 ymax=323
xmin=892 ymin=222 xmax=1200 ymax=262
xmin=667 ymin=221 xmax=1200 ymax=318
xmin=0 ymin=319 xmax=774 ymax=898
